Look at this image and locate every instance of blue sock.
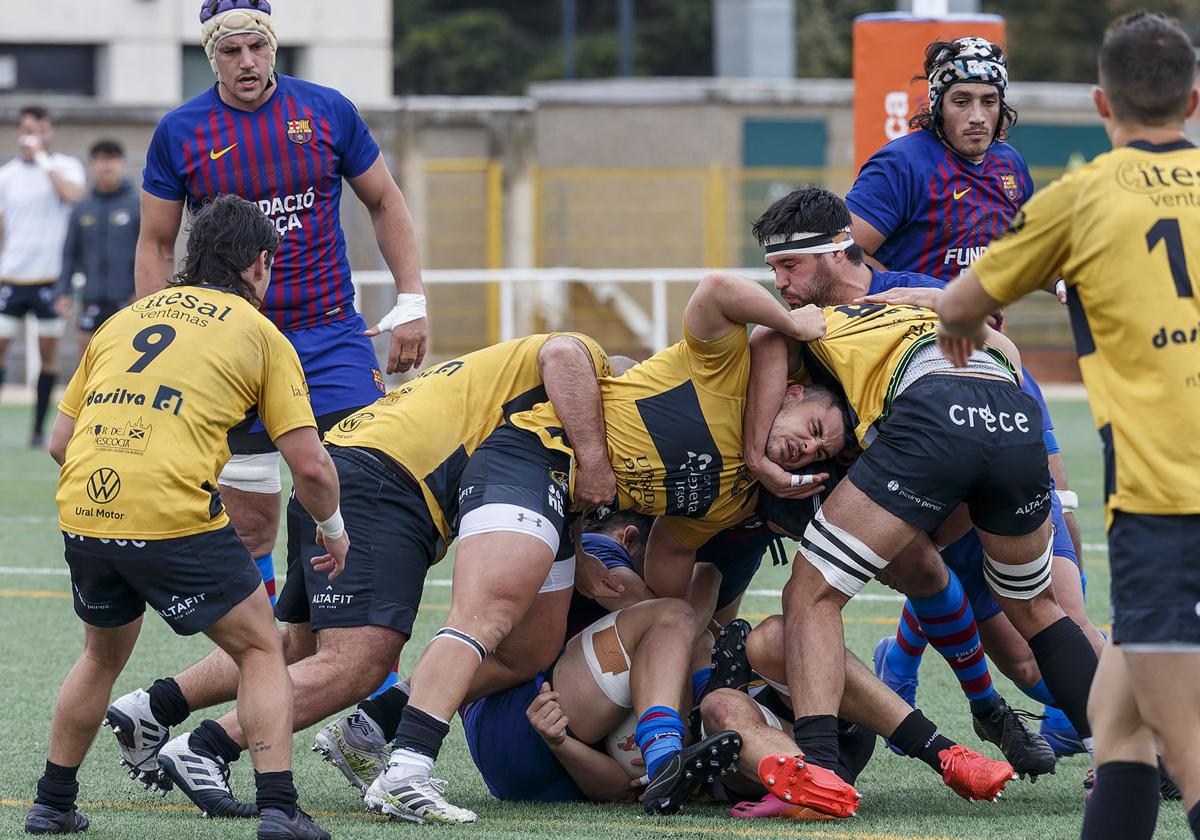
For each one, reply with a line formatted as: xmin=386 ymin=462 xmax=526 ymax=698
xmin=691 ymin=667 xmax=712 ymax=701
xmin=372 ymin=665 xmax=399 ymax=698
xmin=254 ymin=552 xmax=277 ymax=608
xmin=1042 ymin=703 xmax=1074 ymax=732
xmin=1021 ymin=678 xmax=1057 ymax=706
xmin=634 ymin=706 xmax=685 ymax=778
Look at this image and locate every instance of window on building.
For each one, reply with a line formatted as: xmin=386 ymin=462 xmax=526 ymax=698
xmin=0 ymin=45 xmax=97 ymax=97
xmin=182 ymin=46 xmax=299 ymax=100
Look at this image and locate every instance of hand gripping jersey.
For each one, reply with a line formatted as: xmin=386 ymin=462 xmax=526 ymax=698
xmin=323 ymin=333 xmax=612 ymax=539
xmin=846 ymin=129 xmax=1033 ymax=283
xmin=511 ymin=324 xmax=757 ymax=549
xmin=973 ymin=140 xmax=1200 ymax=521
xmin=142 ymin=75 xmax=380 ymax=331
xmin=800 ymin=303 xmax=1016 ymax=447
xmin=56 ymin=286 xmax=314 ymax=538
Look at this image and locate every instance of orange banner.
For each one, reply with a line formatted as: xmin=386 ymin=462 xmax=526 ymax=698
xmin=852 ymin=13 xmax=1006 ymax=172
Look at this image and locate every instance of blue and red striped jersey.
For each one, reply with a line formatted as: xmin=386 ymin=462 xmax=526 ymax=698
xmin=143 ymin=74 xmax=380 ymax=331
xmin=846 ymin=128 xmax=1033 ymax=283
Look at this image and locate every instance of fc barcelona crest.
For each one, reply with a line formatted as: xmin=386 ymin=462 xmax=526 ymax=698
xmin=286 ymin=118 xmax=313 ymax=145
xmin=1000 ymin=173 xmax=1020 ymax=201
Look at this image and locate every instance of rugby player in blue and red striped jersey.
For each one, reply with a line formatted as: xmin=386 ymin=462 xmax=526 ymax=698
xmin=134 ymin=1 xmax=426 ymax=610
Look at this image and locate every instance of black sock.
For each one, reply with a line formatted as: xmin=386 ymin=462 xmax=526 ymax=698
xmin=888 ymin=709 xmax=956 ymax=775
xmin=1081 ymin=761 xmax=1159 ymax=840
xmin=358 ymin=683 xmax=410 ymax=741
xmin=1027 ymin=616 xmax=1097 ymax=739
xmin=33 ymin=371 xmax=56 ymax=437
xmin=34 ymin=761 xmax=79 ymax=811
xmin=835 ymin=721 xmax=876 ymax=785
xmin=791 ymin=714 xmax=841 ymax=775
xmin=147 ymin=677 xmax=190 ymax=728
xmin=189 ymin=719 xmax=242 ymax=764
xmin=254 ymin=770 xmax=298 ymax=818
xmin=393 ymin=706 xmax=450 ymax=760
xmin=1189 ymin=800 xmax=1200 ymax=839
xmin=0 ymin=367 xmax=7 ymax=395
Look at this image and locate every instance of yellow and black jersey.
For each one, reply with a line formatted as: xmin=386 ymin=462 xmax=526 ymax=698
xmin=973 ymin=140 xmax=1200 ymax=521
xmin=57 ymin=286 xmax=314 ymax=539
xmin=324 ymin=333 xmax=612 ymax=539
xmin=511 ymin=324 xmax=757 ymax=550
xmin=799 ymin=303 xmax=1015 ymax=447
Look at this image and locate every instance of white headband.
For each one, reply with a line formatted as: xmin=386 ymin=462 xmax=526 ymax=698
xmin=763 ymin=227 xmax=855 ymax=257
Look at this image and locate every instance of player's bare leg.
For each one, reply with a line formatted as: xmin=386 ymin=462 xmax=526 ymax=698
xmin=783 ymin=477 xmax=918 ymax=770
xmin=219 ymin=485 xmax=281 ymax=561
xmin=1081 ymin=644 xmax=1162 ymax=839
xmin=978 ymin=520 xmax=1099 ymax=754
xmin=26 ymin=619 xmax=142 ymax=833
xmin=467 ymin=586 xmax=573 ymax=702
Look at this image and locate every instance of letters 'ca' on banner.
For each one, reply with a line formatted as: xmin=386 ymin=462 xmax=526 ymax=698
xmin=852 ymin=12 xmax=1006 ymax=172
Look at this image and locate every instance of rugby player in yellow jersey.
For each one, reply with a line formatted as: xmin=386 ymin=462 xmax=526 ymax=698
xmin=105 ymin=330 xmax=617 ymax=824
xmin=937 ymin=13 xmax=1200 ymax=840
xmin=23 ymin=195 xmax=346 ymax=840
xmin=367 ymin=270 xmax=852 ymax=822
xmin=741 ymin=217 xmax=1101 ymax=813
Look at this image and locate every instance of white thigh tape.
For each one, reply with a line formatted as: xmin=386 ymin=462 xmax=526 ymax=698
xmin=983 ymin=536 xmax=1053 ymax=600
xmin=799 ymin=508 xmax=888 ymax=598
xmin=581 ymin=610 xmax=633 ymax=708
xmin=36 ymin=317 xmax=66 ymax=338
xmin=1055 ymin=490 xmax=1079 ymax=512
xmin=0 ymin=314 xmax=22 ymax=339
xmin=218 ymin=451 xmax=282 ymax=494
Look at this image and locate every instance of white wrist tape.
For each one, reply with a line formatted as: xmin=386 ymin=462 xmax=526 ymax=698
xmin=34 ymin=151 xmax=53 ymax=172
xmin=375 ymin=293 xmax=426 ymax=332
xmin=316 ymin=507 xmax=345 ymax=540
xmin=1055 ymin=489 xmax=1079 ymax=511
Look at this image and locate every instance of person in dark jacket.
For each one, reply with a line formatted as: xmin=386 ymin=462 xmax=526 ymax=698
xmin=54 ymin=139 xmax=139 ymax=355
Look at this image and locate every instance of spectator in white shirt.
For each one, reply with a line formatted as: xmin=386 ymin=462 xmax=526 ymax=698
xmin=0 ymin=105 xmax=85 ymax=446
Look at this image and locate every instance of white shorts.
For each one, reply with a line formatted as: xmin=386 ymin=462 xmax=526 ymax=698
xmin=458 ymin=502 xmax=562 ymax=557
xmin=581 ymin=609 xmax=632 ymax=708
xmin=218 ymin=451 xmax=282 ymax=494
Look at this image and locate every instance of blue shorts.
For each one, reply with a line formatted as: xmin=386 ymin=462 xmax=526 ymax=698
xmin=942 ymin=490 xmax=1077 ymax=623
xmin=695 ymin=517 xmax=778 ymax=609
xmin=229 ymin=309 xmax=385 ymax=454
xmin=462 ymin=675 xmax=584 ymax=802
xmin=1019 ymin=367 xmax=1059 ymax=455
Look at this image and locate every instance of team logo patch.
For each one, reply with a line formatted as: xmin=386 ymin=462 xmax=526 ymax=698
xmin=372 ymin=368 xmax=385 ymax=393
xmin=86 ymin=468 xmax=122 ymax=505
xmin=286 ymin=118 xmax=313 ymax=145
xmin=1000 ymin=173 xmax=1020 ymax=201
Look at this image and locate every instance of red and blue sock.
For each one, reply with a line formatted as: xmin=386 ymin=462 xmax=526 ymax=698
xmin=907 ymin=573 xmax=998 ymax=715
xmin=886 ymin=601 xmax=929 ymax=679
xmin=254 ymin=552 xmax=276 ymax=607
xmin=634 ymin=706 xmax=685 ymax=778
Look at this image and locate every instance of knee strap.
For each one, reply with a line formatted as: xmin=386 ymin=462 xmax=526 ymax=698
xmin=984 ymin=535 xmax=1054 ymax=600
xmin=798 ymin=508 xmax=888 ymax=598
xmin=434 ymin=627 xmax=487 ymax=663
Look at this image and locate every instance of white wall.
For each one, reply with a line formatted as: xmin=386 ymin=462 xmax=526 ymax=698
xmin=0 ymin=0 xmax=391 ymax=105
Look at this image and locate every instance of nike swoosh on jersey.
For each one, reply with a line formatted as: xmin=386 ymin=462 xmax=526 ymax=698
xmin=209 ymin=144 xmax=237 ymax=160
xmin=952 ymin=187 xmax=971 ymax=200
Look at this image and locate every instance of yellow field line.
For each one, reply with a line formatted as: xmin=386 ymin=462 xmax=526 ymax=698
xmin=0 ymin=588 xmax=68 ymax=599
xmin=0 ymin=799 xmax=952 ymax=839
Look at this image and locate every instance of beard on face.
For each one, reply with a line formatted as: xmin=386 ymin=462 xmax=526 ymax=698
xmin=799 ymin=257 xmax=843 ymax=308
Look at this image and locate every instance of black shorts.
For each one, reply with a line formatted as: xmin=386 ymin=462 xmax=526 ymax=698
xmin=849 ymin=374 xmax=1050 ymax=536
xmin=227 ymin=404 xmax=361 ymax=456
xmin=62 ymin=525 xmax=262 ymax=635
xmin=1109 ymin=512 xmax=1200 ymax=648
xmin=456 ymin=424 xmax=575 ymax=562
xmin=78 ymin=299 xmax=125 ymax=332
xmin=274 ymin=446 xmax=444 ymax=636
xmin=696 ymin=517 xmax=780 ymax=610
xmin=0 ymin=281 xmax=58 ymax=320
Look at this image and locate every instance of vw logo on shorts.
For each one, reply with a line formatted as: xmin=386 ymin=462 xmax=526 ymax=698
xmin=337 ymin=411 xmax=374 ymax=433
xmin=887 ymin=480 xmax=899 ymax=492
xmin=87 ymin=468 xmax=122 ymax=504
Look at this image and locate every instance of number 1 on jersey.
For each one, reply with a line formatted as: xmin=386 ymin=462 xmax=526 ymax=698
xmin=1146 ymin=218 xmax=1194 ymax=298
xmin=127 ymin=325 xmax=177 ymax=373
